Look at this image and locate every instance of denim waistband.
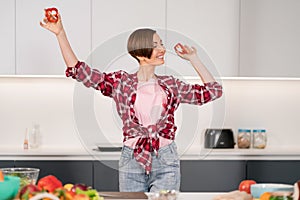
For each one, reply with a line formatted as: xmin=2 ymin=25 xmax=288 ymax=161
xmin=122 ymin=141 xmax=177 ymax=156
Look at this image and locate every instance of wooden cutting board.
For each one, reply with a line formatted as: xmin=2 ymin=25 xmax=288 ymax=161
xmin=98 ymin=192 xmax=148 ymax=199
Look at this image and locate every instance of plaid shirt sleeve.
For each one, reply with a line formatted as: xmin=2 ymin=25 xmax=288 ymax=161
xmin=175 ymin=78 xmax=223 ymax=105
xmin=65 ymin=61 xmax=122 ymax=97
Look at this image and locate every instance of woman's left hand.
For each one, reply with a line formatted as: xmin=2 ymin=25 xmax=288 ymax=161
xmin=174 ymin=43 xmax=198 ymax=61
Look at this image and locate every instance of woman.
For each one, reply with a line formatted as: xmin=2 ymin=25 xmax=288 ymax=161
xmin=40 ymin=13 xmax=223 ymax=192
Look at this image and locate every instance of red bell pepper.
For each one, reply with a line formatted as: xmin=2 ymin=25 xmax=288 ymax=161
xmin=37 ymin=175 xmax=63 ymax=193
xmin=45 ymin=7 xmax=59 ymax=23
xmin=174 ymin=43 xmax=188 ymax=54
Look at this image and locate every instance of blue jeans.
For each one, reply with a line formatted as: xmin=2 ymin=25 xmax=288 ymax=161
xmin=119 ymin=142 xmax=180 ymax=192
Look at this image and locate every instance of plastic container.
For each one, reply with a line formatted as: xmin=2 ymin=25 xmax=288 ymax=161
xmin=29 ymin=123 xmax=40 ymax=149
xmin=253 ymin=129 xmax=267 ymax=149
xmin=237 ymin=129 xmax=251 ymax=148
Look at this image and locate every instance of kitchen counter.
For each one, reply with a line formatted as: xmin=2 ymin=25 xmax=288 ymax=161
xmin=1 ymin=145 xmax=300 ymax=160
xmin=97 ymin=192 xmax=225 ymax=200
xmin=12 ymin=192 xmax=225 ymax=200
xmin=173 ymin=192 xmax=223 ymax=200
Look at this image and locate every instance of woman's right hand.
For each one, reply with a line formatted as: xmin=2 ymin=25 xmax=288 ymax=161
xmin=40 ymin=12 xmax=64 ymax=36
xmin=40 ymin=10 xmax=79 ymax=67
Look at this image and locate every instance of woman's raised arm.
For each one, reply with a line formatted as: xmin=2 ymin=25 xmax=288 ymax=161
xmin=40 ymin=12 xmax=79 ymax=68
xmin=174 ymin=43 xmax=216 ymax=83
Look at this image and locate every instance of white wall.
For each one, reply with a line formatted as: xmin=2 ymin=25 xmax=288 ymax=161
xmin=0 ymin=77 xmax=81 ymax=149
xmin=1 ymin=77 xmax=299 ymax=153
xmin=222 ymin=78 xmax=300 ymax=148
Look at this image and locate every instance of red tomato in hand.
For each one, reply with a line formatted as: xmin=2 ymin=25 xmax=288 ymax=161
xmin=45 ymin=7 xmax=59 ymax=23
xmin=239 ymin=180 xmax=256 ymax=194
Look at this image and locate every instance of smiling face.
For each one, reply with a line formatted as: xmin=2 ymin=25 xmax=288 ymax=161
xmin=127 ymin=29 xmax=166 ymax=66
xmin=143 ymin=33 xmax=166 ymax=66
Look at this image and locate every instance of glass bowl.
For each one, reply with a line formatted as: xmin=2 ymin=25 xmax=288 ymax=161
xmin=1 ymin=168 xmax=40 ymax=188
xmin=146 ymin=190 xmax=179 ymax=200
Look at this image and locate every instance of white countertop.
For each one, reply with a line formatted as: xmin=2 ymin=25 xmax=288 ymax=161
xmin=177 ymin=192 xmax=224 ymax=200
xmin=145 ymin=192 xmax=225 ymax=200
xmin=1 ymin=145 xmax=300 ymax=160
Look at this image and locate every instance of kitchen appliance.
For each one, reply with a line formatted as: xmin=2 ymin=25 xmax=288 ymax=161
xmin=95 ymin=143 xmax=122 ymax=152
xmin=204 ymin=129 xmax=235 ymax=148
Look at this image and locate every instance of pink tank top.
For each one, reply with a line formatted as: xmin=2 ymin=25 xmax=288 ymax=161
xmin=124 ymin=78 xmax=173 ymax=148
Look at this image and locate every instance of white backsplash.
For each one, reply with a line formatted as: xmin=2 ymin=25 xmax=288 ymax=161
xmin=1 ymin=76 xmax=300 ymax=153
xmin=221 ymin=78 xmax=300 ymax=148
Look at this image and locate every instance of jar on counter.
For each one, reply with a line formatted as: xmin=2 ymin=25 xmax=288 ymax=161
xmin=237 ymin=129 xmax=251 ymax=148
xmin=252 ymin=129 xmax=267 ymax=149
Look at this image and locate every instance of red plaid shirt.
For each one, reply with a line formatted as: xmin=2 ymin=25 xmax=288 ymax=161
xmin=66 ymin=61 xmax=223 ymax=173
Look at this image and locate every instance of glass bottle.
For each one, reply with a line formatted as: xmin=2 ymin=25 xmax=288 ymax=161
xmin=237 ymin=129 xmax=251 ymax=148
xmin=252 ymin=129 xmax=267 ymax=149
xmin=23 ymin=128 xmax=29 ymax=150
xmin=29 ymin=123 xmax=40 ymax=149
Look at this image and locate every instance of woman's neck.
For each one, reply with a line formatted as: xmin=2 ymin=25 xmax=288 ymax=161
xmin=137 ymin=65 xmax=156 ymax=82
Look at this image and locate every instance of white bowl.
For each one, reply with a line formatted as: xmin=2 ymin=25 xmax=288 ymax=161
xmin=251 ymin=183 xmax=293 ymax=198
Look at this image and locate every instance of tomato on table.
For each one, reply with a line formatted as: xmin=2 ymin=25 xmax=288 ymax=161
xmin=239 ymin=179 xmax=257 ymax=194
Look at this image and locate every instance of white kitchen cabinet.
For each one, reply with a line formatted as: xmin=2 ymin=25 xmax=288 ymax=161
xmin=90 ymin=0 xmax=166 ymax=74
xmin=166 ymin=0 xmax=240 ymax=77
xmin=240 ymin=0 xmax=300 ymax=77
xmin=16 ymin=0 xmax=91 ymax=75
xmin=0 ymin=0 xmax=15 ymax=75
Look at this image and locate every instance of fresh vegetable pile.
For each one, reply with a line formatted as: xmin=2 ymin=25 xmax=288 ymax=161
xmin=238 ymin=180 xmax=293 ymax=200
xmin=19 ymin=175 xmax=103 ymax=200
xmin=215 ymin=179 xmax=294 ymax=200
xmin=10 ymin=172 xmax=34 ymax=187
